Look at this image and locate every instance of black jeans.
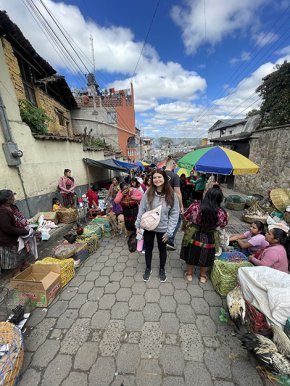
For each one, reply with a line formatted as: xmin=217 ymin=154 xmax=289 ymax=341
xmin=144 ymin=230 xmax=167 ymax=270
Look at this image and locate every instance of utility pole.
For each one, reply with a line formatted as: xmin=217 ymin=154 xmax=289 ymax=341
xmin=90 ymin=35 xmax=97 ymax=110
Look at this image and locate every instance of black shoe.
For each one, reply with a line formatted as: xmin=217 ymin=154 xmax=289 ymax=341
xmin=166 ymin=243 xmax=176 ymax=251
xmin=159 ymin=269 xmax=167 ymax=282
xmin=143 ymin=268 xmax=152 ymax=282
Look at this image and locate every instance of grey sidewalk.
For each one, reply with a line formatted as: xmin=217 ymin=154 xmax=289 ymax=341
xmin=18 ymin=221 xmax=265 ymax=386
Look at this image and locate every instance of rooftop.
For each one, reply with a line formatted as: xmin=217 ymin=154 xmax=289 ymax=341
xmin=208 ymin=119 xmax=247 ymax=132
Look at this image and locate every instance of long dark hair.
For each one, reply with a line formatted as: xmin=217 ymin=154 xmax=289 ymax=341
xmin=252 ymin=221 xmax=265 ymax=235
xmin=0 ymin=189 xmax=13 ymax=205
xmin=198 ymin=187 xmax=225 ymax=230
xmin=147 ymin=169 xmax=174 ymax=208
xmin=271 ymin=228 xmax=290 ymax=268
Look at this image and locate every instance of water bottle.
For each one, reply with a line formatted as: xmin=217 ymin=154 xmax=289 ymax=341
xmin=137 ymin=238 xmax=144 ymax=252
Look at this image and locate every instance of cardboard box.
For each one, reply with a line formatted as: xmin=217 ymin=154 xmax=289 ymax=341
xmin=11 ymin=264 xmax=61 ymax=307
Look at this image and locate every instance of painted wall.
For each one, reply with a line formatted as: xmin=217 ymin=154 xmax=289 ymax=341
xmin=209 ymin=123 xmax=245 ymax=140
xmin=1 ymin=38 xmax=73 ymax=136
xmin=71 ymin=107 xmax=120 ymax=151
xmin=235 ymin=126 xmax=290 ymax=194
xmin=0 ymin=38 xmax=107 ymax=217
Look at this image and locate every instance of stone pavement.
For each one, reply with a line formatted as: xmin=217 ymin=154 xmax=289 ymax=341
xmin=18 ymin=220 xmax=266 ymax=386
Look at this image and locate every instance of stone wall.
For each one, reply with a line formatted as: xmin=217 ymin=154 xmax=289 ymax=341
xmin=235 ymin=125 xmax=290 ymax=195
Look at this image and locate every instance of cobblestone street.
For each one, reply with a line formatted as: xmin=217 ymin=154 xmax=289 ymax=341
xmin=19 ymin=222 xmax=265 ymax=386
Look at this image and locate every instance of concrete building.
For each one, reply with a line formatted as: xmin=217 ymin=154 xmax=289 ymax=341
xmin=127 ymin=128 xmax=141 ymax=163
xmin=72 ymin=84 xmax=137 ymax=160
xmin=0 ymin=11 xmax=108 ymax=216
xmin=141 ymin=138 xmax=153 ymax=162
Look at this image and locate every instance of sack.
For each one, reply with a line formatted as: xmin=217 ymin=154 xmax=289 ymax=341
xmin=127 ymin=233 xmax=137 ymax=252
xmin=140 ymin=205 xmax=162 ymax=231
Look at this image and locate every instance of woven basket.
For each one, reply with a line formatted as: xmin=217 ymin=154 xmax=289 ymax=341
xmin=53 ymin=243 xmax=77 ymax=259
xmin=225 ymin=195 xmax=246 ymax=211
xmin=270 ymin=188 xmax=290 ymax=212
xmin=242 ymin=213 xmax=268 ymax=224
xmin=36 ymin=258 xmax=75 ymax=287
xmin=211 ymin=259 xmax=253 ymax=297
xmin=56 ymin=208 xmax=77 ymax=224
xmin=0 ymin=322 xmax=24 ymax=386
xmin=242 ymin=200 xmax=268 ymax=224
xmin=245 ymin=300 xmax=271 ymax=334
xmin=77 ymin=235 xmax=99 ymax=255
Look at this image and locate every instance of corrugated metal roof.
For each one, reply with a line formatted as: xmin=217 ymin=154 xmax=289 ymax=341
xmin=208 ymin=119 xmax=247 ymax=132
xmin=0 ymin=11 xmax=77 ymax=109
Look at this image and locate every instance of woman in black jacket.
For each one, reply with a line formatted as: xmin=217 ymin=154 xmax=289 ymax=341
xmin=0 ymin=190 xmax=29 ymax=274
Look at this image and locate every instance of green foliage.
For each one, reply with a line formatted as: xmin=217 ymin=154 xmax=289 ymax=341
xmin=246 ymin=109 xmax=260 ymax=117
xmin=256 ymin=61 xmax=290 ymax=127
xmin=19 ymin=99 xmax=51 ymax=134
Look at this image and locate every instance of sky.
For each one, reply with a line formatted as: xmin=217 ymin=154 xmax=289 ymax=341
xmin=0 ymin=0 xmax=289 ymax=139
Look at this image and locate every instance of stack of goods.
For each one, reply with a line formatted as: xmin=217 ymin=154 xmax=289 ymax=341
xmin=211 ymin=258 xmax=252 ymax=296
xmin=55 ymin=208 xmax=77 ymax=224
xmin=35 ymin=258 xmax=75 ymax=287
xmin=242 ymin=199 xmax=268 ymax=224
xmin=0 ymin=322 xmax=24 ymax=385
xmin=73 ymin=243 xmax=90 ymax=263
xmin=76 ymin=235 xmax=99 ymax=255
xmin=82 ymin=224 xmax=103 ymax=238
xmin=91 ymin=217 xmax=111 ymax=237
xmin=225 ymin=195 xmax=246 ymax=211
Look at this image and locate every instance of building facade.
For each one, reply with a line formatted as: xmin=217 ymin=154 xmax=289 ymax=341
xmin=72 ymin=84 xmax=137 ymax=159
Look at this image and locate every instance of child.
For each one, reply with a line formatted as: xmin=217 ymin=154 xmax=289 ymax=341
xmin=52 ymin=197 xmax=62 ymax=211
xmin=230 ymin=221 xmax=269 ymax=255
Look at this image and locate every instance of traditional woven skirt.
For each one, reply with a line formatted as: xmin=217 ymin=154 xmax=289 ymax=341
xmin=62 ymin=193 xmax=75 ymax=208
xmin=122 ymin=205 xmax=138 ymax=232
xmin=180 ymin=228 xmax=216 ymax=267
xmin=0 ymin=246 xmax=22 ymax=270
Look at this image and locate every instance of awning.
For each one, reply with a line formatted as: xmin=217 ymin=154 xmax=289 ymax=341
xmin=83 ymin=158 xmax=137 ymax=172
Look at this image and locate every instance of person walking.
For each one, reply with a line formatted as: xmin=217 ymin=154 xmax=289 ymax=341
xmin=114 ymin=181 xmax=143 ymax=233
xmin=164 ymin=158 xmax=183 ymax=251
xmin=180 ymin=187 xmax=228 ymax=283
xmin=57 ymin=169 xmax=76 ymax=208
xmin=135 ymin=169 xmax=179 ymax=282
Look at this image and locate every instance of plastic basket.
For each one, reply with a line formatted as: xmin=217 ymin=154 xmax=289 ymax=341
xmin=76 ymin=235 xmax=99 ymax=255
xmin=211 ymin=259 xmax=253 ymax=296
xmin=36 ymin=258 xmax=75 ymax=287
xmin=0 ymin=322 xmax=24 ymax=386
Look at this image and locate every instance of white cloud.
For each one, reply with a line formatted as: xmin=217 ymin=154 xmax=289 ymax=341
xmin=253 ymin=32 xmax=279 ymax=47
xmin=275 ymin=45 xmax=290 ymax=56
xmin=171 ymin=0 xmax=266 ymax=54
xmin=230 ymin=51 xmax=251 ymax=65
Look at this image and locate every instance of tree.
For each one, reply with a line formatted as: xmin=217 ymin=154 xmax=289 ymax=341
xmin=246 ymin=109 xmax=260 ymax=117
xmin=256 ymin=61 xmax=290 ymax=127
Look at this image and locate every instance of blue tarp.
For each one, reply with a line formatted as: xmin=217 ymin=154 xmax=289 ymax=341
xmin=114 ymin=159 xmax=138 ymax=170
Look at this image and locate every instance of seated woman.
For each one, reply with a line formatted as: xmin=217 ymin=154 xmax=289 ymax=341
xmin=249 ymin=224 xmax=289 ymax=273
xmin=0 ymin=190 xmax=31 ymax=274
xmin=230 ymin=221 xmax=269 ymax=255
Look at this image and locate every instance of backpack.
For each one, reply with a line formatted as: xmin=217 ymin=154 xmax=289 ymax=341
xmin=140 ymin=205 xmax=162 ymax=231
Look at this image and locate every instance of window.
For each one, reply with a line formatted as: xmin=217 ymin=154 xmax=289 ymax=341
xmin=107 ymin=111 xmax=117 ymax=124
xmin=17 ymin=56 xmax=37 ymax=106
xmin=229 ymin=130 xmax=233 ymax=134
xmin=55 ymin=109 xmax=65 ymax=126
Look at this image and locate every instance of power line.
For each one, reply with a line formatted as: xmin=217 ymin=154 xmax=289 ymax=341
xmin=131 ymin=0 xmax=161 ymax=79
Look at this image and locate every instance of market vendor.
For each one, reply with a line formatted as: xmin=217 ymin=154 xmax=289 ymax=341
xmin=57 ymin=168 xmax=76 ymax=208
xmin=86 ymin=184 xmax=100 ymax=209
xmin=0 ymin=190 xmax=31 ymax=274
xmin=248 ymin=224 xmax=289 ymax=273
xmin=230 ymin=221 xmax=269 ymax=255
